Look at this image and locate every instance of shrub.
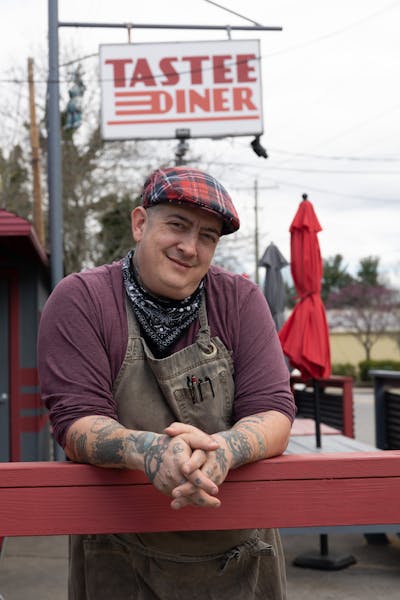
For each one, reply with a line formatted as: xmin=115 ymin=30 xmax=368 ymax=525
xmin=331 ymin=363 xmax=357 ymax=379
xmin=358 ymin=359 xmax=400 ymax=382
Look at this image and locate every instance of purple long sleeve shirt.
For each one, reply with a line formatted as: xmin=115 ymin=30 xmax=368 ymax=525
xmin=38 ymin=261 xmax=296 ymax=447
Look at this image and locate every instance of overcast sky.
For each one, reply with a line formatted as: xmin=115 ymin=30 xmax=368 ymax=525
xmin=1 ymin=0 xmax=399 ymax=286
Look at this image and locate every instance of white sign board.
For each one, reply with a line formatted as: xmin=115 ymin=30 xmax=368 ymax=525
xmin=99 ymin=39 xmax=263 ymax=140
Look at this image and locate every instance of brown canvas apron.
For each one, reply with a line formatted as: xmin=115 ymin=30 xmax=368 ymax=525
xmin=69 ymin=296 xmax=287 ymax=599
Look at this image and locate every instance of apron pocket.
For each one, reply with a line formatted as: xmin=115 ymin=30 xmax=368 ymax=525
xmin=173 ymin=369 xmax=234 ymax=432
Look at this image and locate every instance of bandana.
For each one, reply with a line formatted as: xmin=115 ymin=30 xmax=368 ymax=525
xmin=121 ymin=250 xmax=203 ymax=357
xmin=141 ymin=166 xmax=240 ymax=235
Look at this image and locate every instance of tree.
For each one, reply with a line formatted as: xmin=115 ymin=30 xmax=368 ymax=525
xmin=94 ymin=193 xmax=140 ymax=265
xmin=357 ymin=255 xmax=379 ymax=286
xmin=327 ymin=281 xmax=400 ymax=361
xmin=321 ymin=254 xmax=353 ymax=302
xmin=59 ymin=124 xmax=105 ymax=274
xmin=0 ymin=145 xmax=31 ymax=218
xmin=212 ymin=233 xmax=249 ymax=274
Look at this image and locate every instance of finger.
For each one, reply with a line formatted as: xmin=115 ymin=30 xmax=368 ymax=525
xmin=164 ymin=422 xmax=196 ymax=436
xmin=164 ymin=423 xmax=219 ymax=451
xmin=172 ymin=469 xmax=219 ymax=497
xmin=180 ymin=449 xmax=207 ymax=474
xmin=171 ymin=490 xmax=221 ymax=510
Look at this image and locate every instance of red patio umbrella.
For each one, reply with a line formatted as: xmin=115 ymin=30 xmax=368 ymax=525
xmin=279 ymin=196 xmax=354 ymax=571
xmin=278 ymin=195 xmax=331 ymax=385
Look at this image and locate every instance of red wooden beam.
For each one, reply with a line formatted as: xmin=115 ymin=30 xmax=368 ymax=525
xmin=1 ymin=452 xmax=400 ymax=537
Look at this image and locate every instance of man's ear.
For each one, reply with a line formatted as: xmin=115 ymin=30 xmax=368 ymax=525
xmin=131 ymin=206 xmax=148 ymax=242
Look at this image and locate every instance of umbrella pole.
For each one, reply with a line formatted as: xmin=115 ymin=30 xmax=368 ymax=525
xmin=293 ymin=534 xmax=357 ymax=570
xmin=320 ymin=533 xmax=329 ymax=555
xmin=313 ymin=379 xmax=322 ymax=448
xmin=293 ymin=382 xmax=357 ymax=571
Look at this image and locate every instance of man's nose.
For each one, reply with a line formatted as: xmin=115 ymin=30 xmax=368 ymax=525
xmin=177 ymin=232 xmax=198 ymax=255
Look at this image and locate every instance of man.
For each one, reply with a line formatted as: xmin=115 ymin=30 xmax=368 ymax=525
xmin=38 ymin=166 xmax=296 ymax=599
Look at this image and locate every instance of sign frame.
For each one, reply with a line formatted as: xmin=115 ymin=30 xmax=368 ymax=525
xmin=99 ymin=39 xmax=264 ymax=141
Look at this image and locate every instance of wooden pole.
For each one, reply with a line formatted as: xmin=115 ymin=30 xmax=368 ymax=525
xmin=28 ymin=57 xmax=45 ymax=247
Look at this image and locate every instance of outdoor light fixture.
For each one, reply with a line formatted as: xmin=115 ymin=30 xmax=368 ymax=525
xmin=175 ymin=128 xmax=191 ymax=166
xmin=251 ymin=135 xmax=268 ymax=159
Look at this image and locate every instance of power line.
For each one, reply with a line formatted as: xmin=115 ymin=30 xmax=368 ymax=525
xmin=264 ymin=0 xmax=400 ymax=58
xmin=311 ymin=104 xmax=400 ymax=150
xmin=269 ymin=147 xmax=400 ymax=163
xmin=202 ymin=0 xmax=261 ymax=26
xmin=206 ymin=159 xmax=400 ymax=176
xmin=61 ymin=53 xmax=98 ymax=68
xmin=264 ymin=176 xmax=392 ymax=203
xmin=262 ymin=165 xmax=400 ymax=175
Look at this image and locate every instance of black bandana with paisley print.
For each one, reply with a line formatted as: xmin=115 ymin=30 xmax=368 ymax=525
xmin=121 ymin=250 xmax=203 ymax=357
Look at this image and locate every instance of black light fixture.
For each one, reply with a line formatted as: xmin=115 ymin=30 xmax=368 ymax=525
xmin=251 ymin=135 xmax=268 ymax=159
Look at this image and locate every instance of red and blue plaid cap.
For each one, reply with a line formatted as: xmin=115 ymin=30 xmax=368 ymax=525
xmin=141 ymin=167 xmax=240 ymax=235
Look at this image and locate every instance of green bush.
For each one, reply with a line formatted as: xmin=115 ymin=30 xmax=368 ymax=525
xmin=358 ymin=359 xmax=400 ymax=382
xmin=331 ymin=363 xmax=357 ymax=379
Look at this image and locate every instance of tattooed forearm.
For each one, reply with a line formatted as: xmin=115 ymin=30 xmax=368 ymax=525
xmin=66 ymin=417 xmax=160 ymax=469
xmin=67 ymin=417 xmax=127 ymax=466
xmin=89 ymin=418 xmax=126 ymax=465
xmin=231 ymin=411 xmax=291 ymax=463
xmin=90 ymin=417 xmax=122 ymax=436
xmin=68 ymin=430 xmax=88 ymax=462
xmin=214 ymin=447 xmax=228 ymax=477
xmin=241 ymin=423 xmax=266 ymax=457
xmin=218 ymin=430 xmax=253 ymax=468
xmin=92 ymin=436 xmax=125 ymax=465
xmin=129 ymin=431 xmax=157 ymax=455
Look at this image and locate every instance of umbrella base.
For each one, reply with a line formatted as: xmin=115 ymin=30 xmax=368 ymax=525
xmin=293 ymin=551 xmax=357 ymax=571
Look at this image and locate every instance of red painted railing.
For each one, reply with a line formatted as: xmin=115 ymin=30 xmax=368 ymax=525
xmin=2 ymin=452 xmax=400 ymax=537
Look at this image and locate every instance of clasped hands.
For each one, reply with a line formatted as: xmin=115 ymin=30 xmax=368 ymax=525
xmin=152 ymin=422 xmax=231 ymax=510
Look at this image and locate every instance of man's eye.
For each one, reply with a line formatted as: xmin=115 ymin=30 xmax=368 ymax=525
xmin=201 ymin=233 xmax=218 ymax=244
xmin=169 ymin=221 xmax=184 ymax=229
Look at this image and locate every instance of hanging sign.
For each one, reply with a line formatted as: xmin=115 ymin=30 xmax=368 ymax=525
xmin=99 ymin=39 xmax=263 ymax=140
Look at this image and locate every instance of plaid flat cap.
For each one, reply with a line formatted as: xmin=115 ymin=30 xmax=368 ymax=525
xmin=141 ymin=167 xmax=240 ymax=235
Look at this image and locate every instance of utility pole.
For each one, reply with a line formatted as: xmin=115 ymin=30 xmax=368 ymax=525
xmin=48 ymin=0 xmax=64 ymax=290
xmin=27 ymin=57 xmax=45 ymax=247
xmin=254 ymin=179 xmax=259 ymax=284
xmin=48 ymin=0 xmax=65 ymax=461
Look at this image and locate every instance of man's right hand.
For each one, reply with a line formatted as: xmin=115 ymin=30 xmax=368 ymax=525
xmin=142 ymin=432 xmax=221 ymax=508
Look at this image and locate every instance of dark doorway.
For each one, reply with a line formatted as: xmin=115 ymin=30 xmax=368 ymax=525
xmin=0 ymin=278 xmax=10 ymax=461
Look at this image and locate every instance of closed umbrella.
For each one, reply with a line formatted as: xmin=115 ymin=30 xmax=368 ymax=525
xmin=279 ymin=194 xmax=331 ymax=449
xmin=279 ymin=195 xmax=331 ymax=385
xmin=279 ymin=195 xmax=354 ymax=570
xmin=258 ymin=242 xmax=288 ymax=330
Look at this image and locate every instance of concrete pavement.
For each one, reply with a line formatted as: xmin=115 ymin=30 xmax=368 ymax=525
xmin=2 ymin=387 xmax=400 ymax=599
xmin=285 ymin=530 xmax=400 ymax=599
xmin=0 ymin=536 xmax=68 ymax=600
